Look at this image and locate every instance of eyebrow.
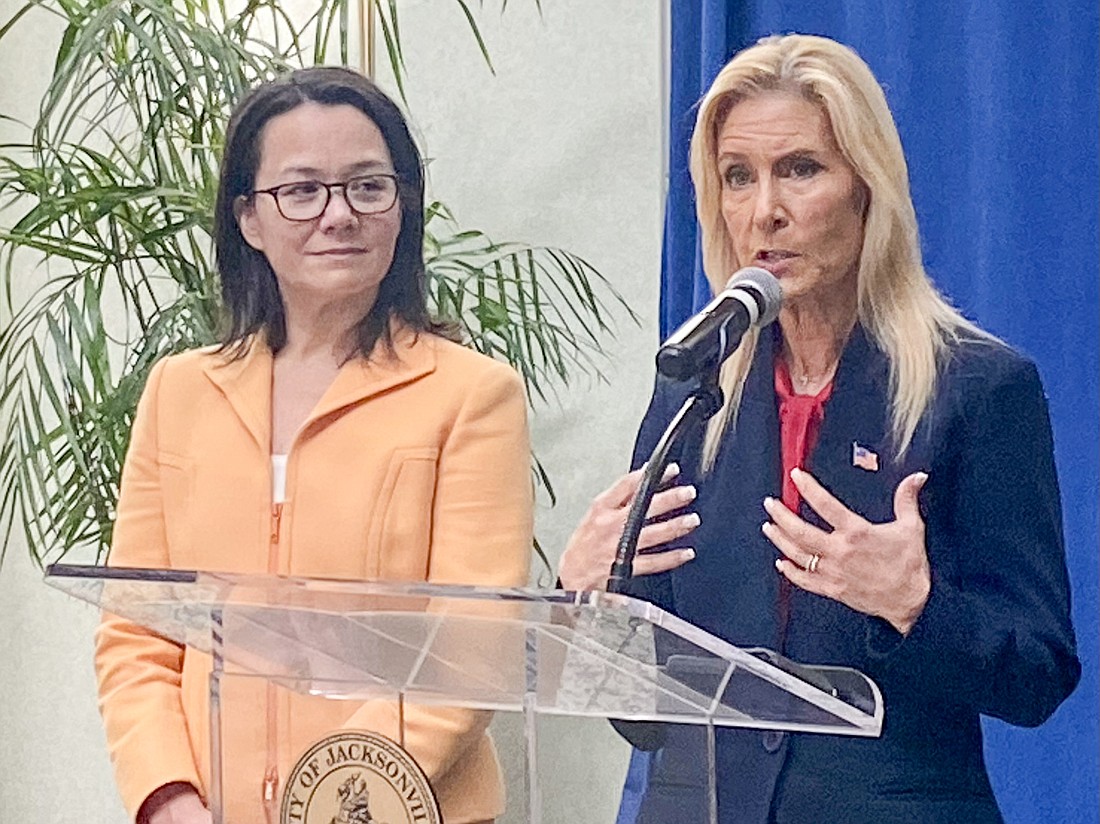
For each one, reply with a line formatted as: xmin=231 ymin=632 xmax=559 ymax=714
xmin=717 ymin=148 xmax=824 ymax=163
xmin=779 ymin=150 xmax=823 ymax=161
xmin=278 ymin=159 xmax=393 ymax=177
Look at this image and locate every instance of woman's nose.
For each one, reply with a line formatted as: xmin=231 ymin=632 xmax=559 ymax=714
xmin=752 ymin=181 xmax=788 ymax=232
xmin=319 ymin=185 xmax=357 ymax=227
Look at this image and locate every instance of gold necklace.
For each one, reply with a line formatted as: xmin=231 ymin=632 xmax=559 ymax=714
xmin=792 ymin=363 xmax=836 ymax=389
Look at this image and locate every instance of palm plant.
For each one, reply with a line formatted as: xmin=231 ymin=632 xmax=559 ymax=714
xmin=0 ymin=0 xmax=632 ymax=567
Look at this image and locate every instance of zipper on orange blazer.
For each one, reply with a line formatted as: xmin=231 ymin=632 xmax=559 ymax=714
xmin=263 ymin=502 xmax=283 ymax=821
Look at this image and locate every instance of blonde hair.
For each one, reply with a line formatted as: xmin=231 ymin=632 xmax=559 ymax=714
xmin=691 ymin=34 xmax=985 ymax=469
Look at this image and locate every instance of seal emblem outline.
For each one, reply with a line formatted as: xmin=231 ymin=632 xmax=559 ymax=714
xmin=280 ymin=730 xmax=441 ymax=824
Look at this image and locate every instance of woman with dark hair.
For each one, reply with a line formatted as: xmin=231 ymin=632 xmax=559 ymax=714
xmin=95 ymin=67 xmax=532 ymax=824
xmin=213 ymin=66 xmax=444 ymax=360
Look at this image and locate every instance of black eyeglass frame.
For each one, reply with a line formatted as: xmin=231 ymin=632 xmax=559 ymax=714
xmin=250 ymin=173 xmax=400 ymax=221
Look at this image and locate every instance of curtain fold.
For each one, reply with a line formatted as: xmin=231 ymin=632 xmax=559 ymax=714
xmin=635 ymin=2 xmax=1098 ymax=822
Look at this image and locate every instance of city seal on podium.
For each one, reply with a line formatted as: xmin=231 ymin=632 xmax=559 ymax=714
xmin=281 ymin=730 xmax=441 ymax=824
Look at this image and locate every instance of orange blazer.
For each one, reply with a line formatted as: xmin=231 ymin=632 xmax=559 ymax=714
xmin=95 ymin=330 xmax=533 ymax=823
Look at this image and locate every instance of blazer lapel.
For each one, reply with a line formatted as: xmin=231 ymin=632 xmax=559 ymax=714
xmin=305 ymin=328 xmax=437 ymax=427
xmin=671 ymin=328 xmax=784 ymax=647
xmin=812 ymin=324 xmax=896 ymax=526
xmin=201 ymin=340 xmax=273 ymax=454
xmin=198 ymin=328 xmax=438 ymax=453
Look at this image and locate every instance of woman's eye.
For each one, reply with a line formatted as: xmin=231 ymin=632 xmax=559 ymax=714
xmin=788 ymin=158 xmax=823 ymax=178
xmin=723 ymin=165 xmax=752 ymax=187
xmin=281 ymin=182 xmax=322 ymax=199
xmin=348 ymin=178 xmax=385 ymax=195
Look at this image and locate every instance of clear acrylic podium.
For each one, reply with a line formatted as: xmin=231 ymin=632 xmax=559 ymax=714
xmin=47 ymin=564 xmax=882 ymax=824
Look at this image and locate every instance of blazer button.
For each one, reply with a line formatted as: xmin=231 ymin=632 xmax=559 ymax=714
xmin=762 ymin=730 xmax=785 ymax=753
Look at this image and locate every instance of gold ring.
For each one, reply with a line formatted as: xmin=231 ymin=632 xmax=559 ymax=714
xmin=807 ymin=554 xmax=821 ymax=574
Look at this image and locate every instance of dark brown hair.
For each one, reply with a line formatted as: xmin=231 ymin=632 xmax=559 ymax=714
xmin=213 ymin=66 xmax=452 ymax=359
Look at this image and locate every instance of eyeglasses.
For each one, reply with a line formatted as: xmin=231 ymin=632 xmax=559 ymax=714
xmin=251 ymin=174 xmax=399 ymax=221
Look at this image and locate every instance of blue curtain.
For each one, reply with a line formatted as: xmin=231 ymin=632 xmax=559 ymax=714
xmin=628 ymin=2 xmax=1100 ymax=823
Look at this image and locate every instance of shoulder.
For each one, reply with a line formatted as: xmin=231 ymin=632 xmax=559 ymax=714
xmin=139 ymin=345 xmax=226 ymax=397
xmin=919 ymin=333 xmax=1051 ymax=454
xmin=419 ymin=333 xmax=525 ymax=392
xmin=938 ymin=333 xmax=1044 ymax=402
xmin=154 ymin=345 xmax=222 ymax=374
xmin=635 ymin=373 xmax=695 ymax=430
xmin=389 ymin=333 xmax=528 ymax=423
xmin=631 ymin=373 xmax=702 ymax=468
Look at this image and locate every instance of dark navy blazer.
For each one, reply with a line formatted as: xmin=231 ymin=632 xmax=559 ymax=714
xmin=626 ymin=325 xmax=1080 ymax=824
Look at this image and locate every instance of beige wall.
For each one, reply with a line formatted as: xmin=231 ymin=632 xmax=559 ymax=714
xmin=0 ymin=1 xmax=663 ymax=821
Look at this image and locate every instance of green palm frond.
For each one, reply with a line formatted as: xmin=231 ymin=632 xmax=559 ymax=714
xmin=425 ymin=201 xmax=635 ymax=404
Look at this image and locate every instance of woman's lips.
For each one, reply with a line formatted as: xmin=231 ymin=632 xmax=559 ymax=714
xmin=754 ymin=250 xmax=799 ymax=275
xmin=313 ymin=248 xmax=367 ymax=256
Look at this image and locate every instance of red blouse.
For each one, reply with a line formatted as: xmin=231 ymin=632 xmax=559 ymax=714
xmin=774 ymin=355 xmax=834 ymax=647
xmin=774 ymin=356 xmax=835 ymax=511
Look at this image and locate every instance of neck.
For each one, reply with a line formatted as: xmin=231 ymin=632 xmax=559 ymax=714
xmin=778 ymin=301 xmax=856 ymax=395
xmin=280 ymin=291 xmax=378 ymax=365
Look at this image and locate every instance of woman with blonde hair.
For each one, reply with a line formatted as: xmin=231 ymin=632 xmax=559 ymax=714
xmin=560 ymin=34 xmax=1078 ymax=823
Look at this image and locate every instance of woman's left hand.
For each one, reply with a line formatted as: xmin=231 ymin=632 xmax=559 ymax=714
xmin=764 ymin=468 xmax=931 ymax=635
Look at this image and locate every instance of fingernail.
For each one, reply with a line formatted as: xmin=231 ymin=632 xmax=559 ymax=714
xmin=682 ymin=548 xmax=696 ymax=560
xmin=761 ymin=522 xmax=772 ymax=534
xmin=774 ymin=559 xmax=784 ymax=571
xmin=664 ymin=462 xmax=681 ymax=478
xmin=916 ymin=471 xmax=929 ymax=484
xmin=685 ymin=512 xmax=701 ymax=528
xmin=682 ymin=485 xmax=697 ymax=502
xmin=790 ymin=467 xmax=803 ymax=480
xmin=763 ymin=496 xmax=776 ymax=510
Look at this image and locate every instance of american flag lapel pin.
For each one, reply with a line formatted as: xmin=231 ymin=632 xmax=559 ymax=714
xmin=852 ymin=441 xmax=879 ymax=472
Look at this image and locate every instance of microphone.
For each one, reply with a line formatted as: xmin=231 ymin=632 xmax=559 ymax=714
xmin=656 ymin=267 xmax=782 ymax=381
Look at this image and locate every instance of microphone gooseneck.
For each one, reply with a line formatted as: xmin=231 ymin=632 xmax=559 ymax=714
xmin=606 ymin=268 xmax=782 ymax=594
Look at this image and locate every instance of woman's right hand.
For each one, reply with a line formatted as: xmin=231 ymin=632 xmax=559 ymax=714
xmin=557 ymin=464 xmax=700 ymax=591
xmin=138 ymin=784 xmax=212 ymax=824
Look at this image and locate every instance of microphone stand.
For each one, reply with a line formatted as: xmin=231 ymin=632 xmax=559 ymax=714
xmin=606 ymin=370 xmax=725 ymax=594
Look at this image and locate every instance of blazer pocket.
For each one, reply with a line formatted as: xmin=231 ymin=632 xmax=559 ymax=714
xmin=158 ymin=451 xmax=195 ymax=566
xmin=368 ymin=447 xmax=440 ymax=581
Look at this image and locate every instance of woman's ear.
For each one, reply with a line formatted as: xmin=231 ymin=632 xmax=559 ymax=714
xmin=235 ymin=195 xmax=264 ymax=252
